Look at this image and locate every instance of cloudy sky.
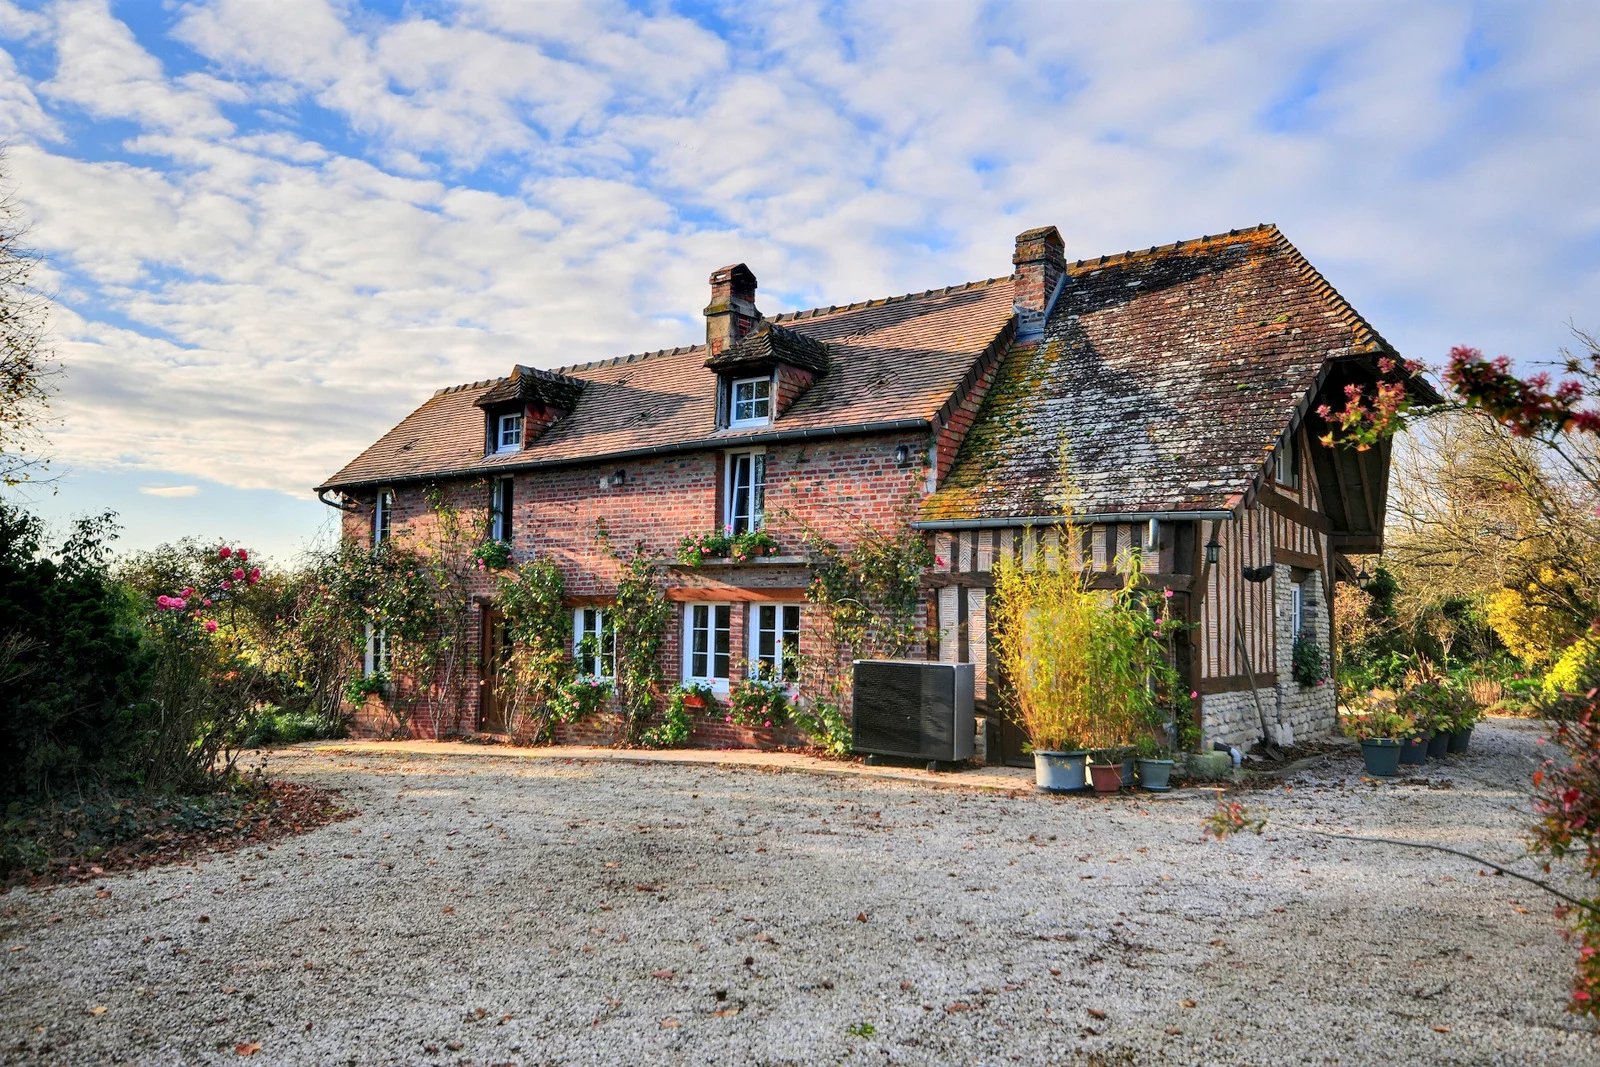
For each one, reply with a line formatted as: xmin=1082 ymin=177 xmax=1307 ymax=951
xmin=2 ymin=0 xmax=1598 ymax=563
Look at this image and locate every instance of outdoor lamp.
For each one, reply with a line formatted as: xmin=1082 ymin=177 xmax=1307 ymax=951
xmin=607 ymin=469 xmax=626 ymax=488
xmin=1204 ymin=535 xmax=1221 ymax=565
xmin=893 ymin=443 xmax=912 ymax=468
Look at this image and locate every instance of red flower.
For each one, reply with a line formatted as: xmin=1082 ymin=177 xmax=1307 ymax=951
xmin=219 ymin=546 xmax=232 ymax=559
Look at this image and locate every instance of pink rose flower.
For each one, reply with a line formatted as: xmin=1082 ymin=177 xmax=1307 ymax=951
xmin=232 ymin=568 xmax=245 ymax=580
xmin=725 ymin=715 xmax=733 ymax=724
xmin=218 ymin=546 xmax=232 ymax=559
xmin=1163 ymin=589 xmax=1174 ymax=599
xmin=221 ymin=579 xmax=232 ymax=591
xmin=236 ymin=549 xmax=248 ymax=562
xmin=181 ymin=586 xmax=194 ymax=598
xmin=1189 ymin=690 xmax=1199 ymax=700
xmin=249 ymin=568 xmax=261 ymax=584
xmin=204 ymin=619 xmax=218 ymax=633
xmin=763 ymin=720 xmax=772 ymax=728
xmin=203 ymin=598 xmax=213 ymax=607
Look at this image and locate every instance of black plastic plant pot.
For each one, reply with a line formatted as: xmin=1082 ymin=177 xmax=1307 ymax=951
xmin=1399 ymin=736 xmax=1428 ymax=765
xmin=1360 ymin=738 xmax=1402 ymax=777
xmin=1426 ymin=731 xmax=1450 ymax=758
xmin=1447 ymin=727 xmax=1473 ymax=755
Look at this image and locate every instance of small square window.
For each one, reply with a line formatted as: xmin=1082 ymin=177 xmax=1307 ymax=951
xmin=497 ymin=413 xmax=524 ymax=452
xmin=729 ymin=376 xmax=772 ymax=428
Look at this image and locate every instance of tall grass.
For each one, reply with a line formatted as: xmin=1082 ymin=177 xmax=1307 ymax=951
xmin=991 ymin=536 xmax=1165 ymax=753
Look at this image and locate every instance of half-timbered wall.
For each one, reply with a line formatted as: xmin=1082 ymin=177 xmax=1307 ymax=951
xmin=926 ymin=521 xmax=1190 ymax=712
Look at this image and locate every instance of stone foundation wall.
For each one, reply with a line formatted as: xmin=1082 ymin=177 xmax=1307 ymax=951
xmin=1201 ymin=565 xmax=1336 ymax=750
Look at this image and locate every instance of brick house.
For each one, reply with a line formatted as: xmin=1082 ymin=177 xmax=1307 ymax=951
xmin=318 ymin=223 xmax=1433 ymax=760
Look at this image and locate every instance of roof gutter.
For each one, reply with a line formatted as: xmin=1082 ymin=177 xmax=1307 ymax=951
xmin=317 ymin=488 xmax=362 ymax=512
xmin=317 ymin=418 xmax=934 ymax=494
xmin=912 ymin=510 xmax=1236 ymax=530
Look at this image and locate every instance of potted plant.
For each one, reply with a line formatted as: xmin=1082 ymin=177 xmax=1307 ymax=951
xmin=1448 ymin=700 xmax=1481 ymax=754
xmin=1032 ymin=738 xmax=1090 ymax=793
xmin=1088 ymin=757 xmax=1124 ymax=793
xmin=1134 ymin=735 xmax=1175 ymax=791
xmin=1340 ymin=706 xmax=1407 ymax=777
xmin=473 ymin=539 xmax=512 ymax=571
xmin=674 ymin=681 xmax=716 ymax=711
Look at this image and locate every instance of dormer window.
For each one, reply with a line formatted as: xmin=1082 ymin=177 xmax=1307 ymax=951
xmin=497 ymin=413 xmax=524 ymax=452
xmin=730 ymin=376 xmax=772 ymax=428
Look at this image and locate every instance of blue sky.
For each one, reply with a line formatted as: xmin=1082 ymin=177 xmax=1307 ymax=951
xmin=1 ymin=0 xmax=1598 ymax=565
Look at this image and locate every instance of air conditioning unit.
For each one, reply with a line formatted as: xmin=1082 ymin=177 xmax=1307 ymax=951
xmin=852 ymin=660 xmax=975 ymax=766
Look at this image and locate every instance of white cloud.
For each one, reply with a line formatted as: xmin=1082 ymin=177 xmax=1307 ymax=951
xmin=139 ymin=484 xmax=199 ymax=497
xmin=0 ymin=0 xmax=1593 ymax=514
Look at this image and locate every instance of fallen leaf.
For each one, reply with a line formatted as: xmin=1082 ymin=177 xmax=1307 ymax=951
xmin=945 ymin=1001 xmax=972 ymax=1013
xmin=442 ymin=906 xmax=455 ymax=915
xmin=900 ymin=980 xmax=914 ymax=991
xmin=1087 ymin=1008 xmax=1108 ymax=1020
xmin=95 ymin=889 xmax=111 ymax=899
xmin=856 ymin=912 xmax=869 ymax=923
xmin=1165 ymin=1026 xmax=1182 ymax=1035
xmin=651 ymin=969 xmax=675 ymax=979
xmin=87 ymin=1005 xmax=107 ymax=1017
xmin=234 ymin=1042 xmax=261 ymax=1056
xmin=660 ymin=1017 xmax=681 ymax=1029
xmin=1432 ymin=1025 xmax=1451 ymax=1034
xmin=1181 ymin=999 xmax=1197 ymax=1009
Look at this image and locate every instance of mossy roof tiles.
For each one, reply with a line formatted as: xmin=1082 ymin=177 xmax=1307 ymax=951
xmin=919 ymin=224 xmax=1407 ymax=522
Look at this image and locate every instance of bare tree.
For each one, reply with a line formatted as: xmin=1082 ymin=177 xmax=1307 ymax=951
xmin=0 ymin=152 xmax=55 ymax=486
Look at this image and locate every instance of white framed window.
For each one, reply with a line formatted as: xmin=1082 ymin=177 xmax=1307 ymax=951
xmin=364 ymin=623 xmax=391 ymax=677
xmin=682 ymin=603 xmax=732 ymax=690
xmin=490 ymin=477 xmax=514 ymax=542
xmin=725 ymin=449 xmax=766 ymax=535
xmin=729 ymin=375 xmax=772 ymax=428
xmin=373 ymin=488 xmax=394 ymax=547
xmin=1275 ymin=432 xmax=1298 ymax=487
xmin=574 ymin=607 xmax=615 ymax=679
xmin=497 ymin=412 xmax=524 ymax=452
xmin=1290 ymin=582 xmax=1305 ymax=638
xmin=750 ymin=603 xmax=801 ymax=682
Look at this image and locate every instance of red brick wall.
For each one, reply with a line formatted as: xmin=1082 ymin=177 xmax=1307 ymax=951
xmin=341 ymin=432 xmax=936 ymax=745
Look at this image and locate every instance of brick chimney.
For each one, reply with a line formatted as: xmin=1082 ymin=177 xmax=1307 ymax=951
xmin=705 ymin=263 xmax=761 ymax=356
xmin=1012 ymin=226 xmax=1065 ymax=315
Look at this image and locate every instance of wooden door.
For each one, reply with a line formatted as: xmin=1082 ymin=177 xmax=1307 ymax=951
xmin=479 ymin=607 xmax=507 ymax=733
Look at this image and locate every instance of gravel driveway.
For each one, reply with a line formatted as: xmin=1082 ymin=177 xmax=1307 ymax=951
xmin=3 ymin=718 xmax=1596 ymax=1065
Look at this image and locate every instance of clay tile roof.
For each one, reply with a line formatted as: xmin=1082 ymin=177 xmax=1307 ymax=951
xmin=704 ymin=320 xmax=831 ymax=374
xmin=919 ymin=224 xmax=1424 ymax=523
xmin=319 ymin=276 xmax=1016 ymax=491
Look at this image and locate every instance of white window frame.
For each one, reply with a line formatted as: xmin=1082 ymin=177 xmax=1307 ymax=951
xmin=363 ymin=623 xmax=390 ymax=677
xmin=729 ymin=375 xmax=772 ymax=429
xmin=490 ymin=477 xmax=513 ymax=542
xmin=573 ymin=607 xmax=615 ymax=680
xmin=681 ymin=603 xmax=733 ymax=692
xmin=724 ymin=448 xmax=766 ymax=535
xmin=1275 ymin=432 xmax=1298 ymax=487
xmin=749 ymin=602 xmax=802 ymax=683
xmin=1290 ymin=583 xmax=1305 ymax=638
xmin=497 ymin=412 xmax=524 ymax=453
xmin=373 ymin=488 xmax=394 ymax=547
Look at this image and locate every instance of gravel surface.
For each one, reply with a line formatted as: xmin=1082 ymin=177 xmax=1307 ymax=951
xmin=2 ymin=718 xmax=1596 ymax=1065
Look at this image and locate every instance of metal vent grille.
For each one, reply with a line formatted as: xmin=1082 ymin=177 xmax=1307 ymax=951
xmin=852 ymin=660 xmax=974 ymax=761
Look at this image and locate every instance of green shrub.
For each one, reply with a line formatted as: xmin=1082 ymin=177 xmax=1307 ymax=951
xmin=0 ymin=505 xmax=153 ymax=799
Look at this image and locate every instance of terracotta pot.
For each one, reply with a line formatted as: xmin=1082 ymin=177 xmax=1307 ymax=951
xmin=682 ymin=695 xmax=707 ymax=710
xmin=1089 ymin=763 xmax=1123 ymax=793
